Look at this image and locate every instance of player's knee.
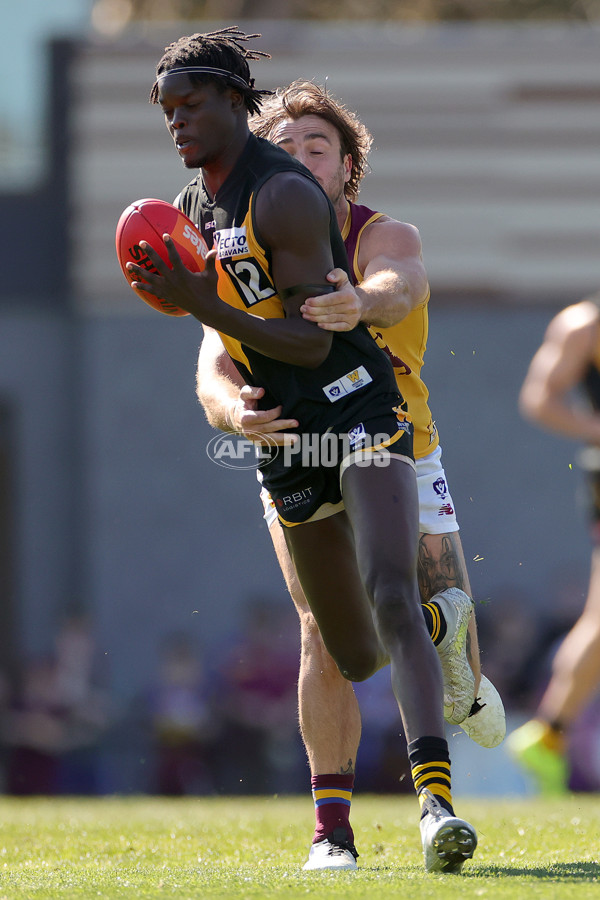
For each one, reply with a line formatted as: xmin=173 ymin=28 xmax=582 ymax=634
xmin=372 ymin=582 xmax=422 ymax=640
xmin=334 ymin=645 xmax=380 ymax=683
xmin=297 ymin=606 xmax=321 ymax=641
xmin=363 ymin=558 xmax=415 ymax=605
xmin=298 ymin=609 xmax=337 ymax=669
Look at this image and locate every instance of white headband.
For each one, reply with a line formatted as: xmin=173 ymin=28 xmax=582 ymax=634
xmin=157 ymin=66 xmax=250 ymax=89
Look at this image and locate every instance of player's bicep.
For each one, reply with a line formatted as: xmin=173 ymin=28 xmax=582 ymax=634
xmin=255 ymin=173 xmax=335 ymax=312
xmin=536 ymin=326 xmax=592 ymax=395
xmin=362 ymin=221 xmax=429 ymax=305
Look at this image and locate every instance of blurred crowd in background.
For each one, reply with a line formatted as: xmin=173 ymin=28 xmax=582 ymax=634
xmin=1 ymin=565 xmax=599 ymax=797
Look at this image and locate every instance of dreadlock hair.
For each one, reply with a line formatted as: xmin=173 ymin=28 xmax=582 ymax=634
xmin=252 ymin=81 xmax=373 ymax=202
xmin=150 ymin=26 xmax=273 ymax=116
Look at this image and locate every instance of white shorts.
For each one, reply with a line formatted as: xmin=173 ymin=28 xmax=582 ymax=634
xmin=415 ymin=444 xmax=459 ymax=534
xmin=259 ymin=444 xmax=459 ymax=534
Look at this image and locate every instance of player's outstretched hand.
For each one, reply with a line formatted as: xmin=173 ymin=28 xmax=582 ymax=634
xmin=127 ymin=237 xmax=219 ymax=320
xmin=300 ymin=268 xmax=362 ymax=331
xmin=231 ymin=385 xmax=299 ymax=447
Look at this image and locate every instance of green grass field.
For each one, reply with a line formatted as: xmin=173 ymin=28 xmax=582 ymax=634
xmin=0 ymin=794 xmax=598 ymax=898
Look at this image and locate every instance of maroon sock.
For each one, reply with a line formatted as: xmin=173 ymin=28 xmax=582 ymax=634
xmin=311 ymin=773 xmax=355 ymax=844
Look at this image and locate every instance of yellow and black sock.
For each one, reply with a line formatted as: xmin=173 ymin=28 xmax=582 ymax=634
xmin=408 ymin=735 xmax=454 ymax=816
xmin=421 ymin=601 xmax=448 ymax=646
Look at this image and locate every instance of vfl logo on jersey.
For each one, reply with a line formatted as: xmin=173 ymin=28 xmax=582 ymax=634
xmin=433 ymin=476 xmax=448 ymax=498
xmin=215 ymin=227 xmax=250 ymax=259
xmin=348 ymin=423 xmax=367 ymax=448
xmin=323 ymin=366 xmax=373 ymax=402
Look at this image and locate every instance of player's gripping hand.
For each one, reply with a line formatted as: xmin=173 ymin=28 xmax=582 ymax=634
xmin=300 ymin=268 xmax=362 ymax=331
xmin=230 ymin=385 xmax=299 ymax=448
xmin=127 ymin=237 xmax=220 ymax=320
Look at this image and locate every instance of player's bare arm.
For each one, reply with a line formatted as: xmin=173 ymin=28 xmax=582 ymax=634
xmin=196 ymin=327 xmax=299 ymax=442
xmin=301 ymin=219 xmax=429 ymax=331
xmin=127 ymin=174 xmax=335 ymax=368
xmin=196 ymin=326 xmax=244 ymax=432
xmin=254 ymin=170 xmax=339 ymax=355
xmin=520 ymin=300 xmax=600 ymax=444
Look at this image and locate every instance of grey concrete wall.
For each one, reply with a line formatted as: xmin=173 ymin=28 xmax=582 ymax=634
xmin=0 ymin=314 xmax=82 ymax=657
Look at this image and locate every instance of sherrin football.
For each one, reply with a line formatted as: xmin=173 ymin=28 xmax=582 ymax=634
xmin=115 ymin=198 xmax=208 ymax=316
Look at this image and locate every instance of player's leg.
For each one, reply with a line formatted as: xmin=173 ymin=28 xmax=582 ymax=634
xmin=417 ymin=531 xmax=479 ymax=685
xmin=269 ymin=519 xmax=361 ymax=775
xmin=417 ymin=531 xmax=476 ymax=724
xmin=508 ymin=469 xmax=600 ymax=792
xmin=282 ymin=508 xmax=392 ymax=855
xmin=339 ymin=456 xmax=444 ymax=741
xmin=418 ymin=530 xmax=504 ymax=745
xmin=415 ymin=448 xmax=505 ymax=746
xmin=539 ymin=547 xmax=600 ymax=724
xmin=339 ymin=454 xmax=476 ymax=873
xmin=268 ymin=518 xmax=361 ymax=870
xmin=265 ymin=466 xmax=486 ymax=868
xmin=509 ymin=546 xmax=600 ymax=792
xmin=415 ymin=448 xmax=480 ymax=694
xmin=283 ymin=510 xmax=387 ymax=683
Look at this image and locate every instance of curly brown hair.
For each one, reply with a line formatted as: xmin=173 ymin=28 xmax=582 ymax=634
xmin=252 ymin=80 xmax=372 ymax=201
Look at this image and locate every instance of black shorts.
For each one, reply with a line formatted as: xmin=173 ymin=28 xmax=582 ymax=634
xmin=260 ymin=409 xmax=415 ymax=527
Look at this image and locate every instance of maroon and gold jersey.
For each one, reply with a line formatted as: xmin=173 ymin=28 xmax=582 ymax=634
xmin=342 ymin=202 xmax=439 ymax=459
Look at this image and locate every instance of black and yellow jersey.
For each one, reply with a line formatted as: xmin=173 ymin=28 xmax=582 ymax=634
xmin=178 ymin=134 xmax=404 ymax=439
xmin=342 ymin=201 xmax=439 ymax=459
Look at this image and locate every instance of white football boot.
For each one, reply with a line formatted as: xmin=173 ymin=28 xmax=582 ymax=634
xmin=419 ymin=789 xmax=477 ymax=874
xmin=302 ymin=828 xmax=358 ymax=871
xmin=432 ymin=588 xmax=476 ymax=725
xmin=459 ymin=674 xmax=506 ymax=748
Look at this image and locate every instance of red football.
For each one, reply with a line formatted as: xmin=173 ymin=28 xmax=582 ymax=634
xmin=115 ymin=198 xmax=208 ymax=316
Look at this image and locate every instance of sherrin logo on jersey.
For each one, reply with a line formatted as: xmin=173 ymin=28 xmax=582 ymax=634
xmin=215 ymin=227 xmax=250 ymax=259
xmin=323 ymin=366 xmax=373 ymax=402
